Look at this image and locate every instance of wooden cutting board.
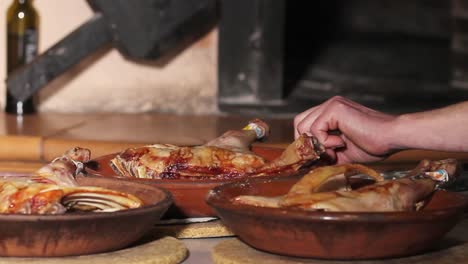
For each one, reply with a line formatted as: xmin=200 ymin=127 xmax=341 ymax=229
xmin=213 ymin=218 xmax=468 ymax=264
xmin=0 ymin=237 xmax=187 ymax=264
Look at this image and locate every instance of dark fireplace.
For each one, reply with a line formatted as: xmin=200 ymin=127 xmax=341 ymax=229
xmin=218 ymin=0 xmax=467 ymax=115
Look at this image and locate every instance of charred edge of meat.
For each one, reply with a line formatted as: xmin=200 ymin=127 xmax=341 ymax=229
xmin=160 ymin=164 xmax=184 ymax=179
xmin=84 ymin=160 xmax=100 ymax=171
xmin=311 ymin=136 xmax=326 ymax=156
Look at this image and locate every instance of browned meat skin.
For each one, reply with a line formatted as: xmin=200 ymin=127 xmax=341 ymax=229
xmin=35 ymin=147 xmax=91 ymax=187
xmin=232 ymin=195 xmax=282 ymax=208
xmin=234 ymin=159 xmax=459 ymax=212
xmin=0 ymin=147 xmax=143 ymax=214
xmin=258 ymin=136 xmax=321 ymax=169
xmin=110 ymin=135 xmax=323 ymax=179
xmin=280 ymin=177 xmax=436 ymax=212
xmin=283 ymin=163 xmax=382 ymax=195
xmin=253 ymin=135 xmax=325 ymax=176
xmin=109 ymin=120 xmax=324 ymax=179
xmin=110 ymin=144 xmax=267 ymax=179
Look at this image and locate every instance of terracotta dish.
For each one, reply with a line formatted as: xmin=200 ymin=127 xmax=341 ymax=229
xmin=206 ymin=175 xmax=468 ymax=260
xmin=0 ymin=175 xmax=172 ymax=257
xmin=86 ymin=146 xmax=285 ymax=218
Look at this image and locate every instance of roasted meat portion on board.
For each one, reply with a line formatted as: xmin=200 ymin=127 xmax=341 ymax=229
xmin=0 ymin=147 xmax=142 ymax=214
xmin=233 ymin=159 xmax=459 ymax=212
xmin=109 ymin=119 xmax=325 ymax=180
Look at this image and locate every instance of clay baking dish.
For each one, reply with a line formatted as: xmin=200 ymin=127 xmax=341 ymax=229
xmin=86 ymin=146 xmax=285 ymax=218
xmin=0 ymin=175 xmax=172 ymax=257
xmin=206 ymin=175 xmax=468 ymax=260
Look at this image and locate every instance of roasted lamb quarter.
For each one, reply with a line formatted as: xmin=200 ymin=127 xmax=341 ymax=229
xmin=233 ymin=159 xmax=460 ymax=212
xmin=0 ymin=149 xmax=175 ymax=257
xmin=109 ymin=119 xmax=325 ymax=180
xmin=206 ymin=165 xmax=468 ymax=259
xmin=0 ymin=180 xmax=143 ymax=214
xmin=0 ymin=147 xmax=144 ymax=215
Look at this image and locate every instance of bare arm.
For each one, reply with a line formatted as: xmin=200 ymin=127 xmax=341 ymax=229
xmin=294 ymin=96 xmax=468 ymax=164
xmin=391 ymin=101 xmax=468 ymax=151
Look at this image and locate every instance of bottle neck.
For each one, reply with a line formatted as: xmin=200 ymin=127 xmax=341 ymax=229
xmin=16 ymin=0 xmax=31 ymax=5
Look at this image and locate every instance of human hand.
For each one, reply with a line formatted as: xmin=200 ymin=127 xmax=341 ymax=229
xmin=294 ymin=96 xmax=398 ymax=164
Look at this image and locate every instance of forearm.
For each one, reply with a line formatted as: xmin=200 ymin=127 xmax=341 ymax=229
xmin=389 ymin=101 xmax=468 ymax=152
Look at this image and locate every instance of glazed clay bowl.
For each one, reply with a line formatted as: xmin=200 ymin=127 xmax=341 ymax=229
xmin=0 ymin=175 xmax=172 ymax=257
xmin=206 ymin=175 xmax=468 ymax=260
xmin=86 ymin=146 xmax=286 ymax=218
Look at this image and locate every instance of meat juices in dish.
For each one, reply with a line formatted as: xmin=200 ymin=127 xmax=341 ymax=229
xmin=109 ymin=119 xmax=325 ymax=180
xmin=233 ymin=159 xmax=459 ymax=212
xmin=0 ymin=147 xmax=142 ymax=214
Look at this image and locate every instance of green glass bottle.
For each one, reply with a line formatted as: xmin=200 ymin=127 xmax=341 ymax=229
xmin=6 ymin=0 xmax=39 ymax=115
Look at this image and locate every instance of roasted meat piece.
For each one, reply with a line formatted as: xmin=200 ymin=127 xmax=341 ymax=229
xmin=233 ymin=159 xmax=459 ymax=212
xmin=0 ymin=147 xmax=142 ymax=214
xmin=109 ymin=119 xmax=325 ymax=179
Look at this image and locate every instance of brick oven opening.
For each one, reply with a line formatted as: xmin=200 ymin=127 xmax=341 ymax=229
xmin=218 ymin=0 xmax=468 ymax=115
